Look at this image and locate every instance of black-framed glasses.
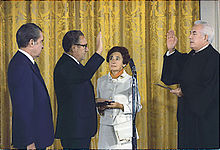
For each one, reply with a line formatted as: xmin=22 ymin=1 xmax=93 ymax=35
xmin=74 ymin=43 xmax=88 ymax=49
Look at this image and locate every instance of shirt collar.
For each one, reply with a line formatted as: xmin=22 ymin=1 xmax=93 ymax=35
xmin=195 ymin=44 xmax=209 ymax=53
xmin=18 ymin=49 xmax=35 ymax=64
xmin=108 ymin=70 xmax=127 ymax=81
xmin=64 ymin=52 xmax=80 ymax=64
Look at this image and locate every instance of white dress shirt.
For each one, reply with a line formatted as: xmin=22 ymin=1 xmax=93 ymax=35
xmin=18 ymin=49 xmax=35 ymax=64
xmin=64 ymin=52 xmax=80 ymax=64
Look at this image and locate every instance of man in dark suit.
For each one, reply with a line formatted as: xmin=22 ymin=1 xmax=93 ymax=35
xmin=54 ymin=30 xmax=104 ymax=149
xmin=161 ymin=20 xmax=219 ymax=148
xmin=7 ymin=23 xmax=54 ymax=149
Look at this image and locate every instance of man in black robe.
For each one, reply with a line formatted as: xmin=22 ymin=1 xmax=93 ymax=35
xmin=161 ymin=20 xmax=219 ymax=148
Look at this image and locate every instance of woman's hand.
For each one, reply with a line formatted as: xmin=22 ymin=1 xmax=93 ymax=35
xmin=106 ymin=102 xmax=124 ymax=111
xmin=96 ymin=98 xmax=109 ymax=115
xmin=98 ymin=106 xmax=106 ymax=116
xmin=96 ymin=98 xmax=106 ymax=103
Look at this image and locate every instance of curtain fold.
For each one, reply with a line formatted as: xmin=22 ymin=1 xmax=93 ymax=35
xmin=0 ymin=1 xmax=199 ymax=149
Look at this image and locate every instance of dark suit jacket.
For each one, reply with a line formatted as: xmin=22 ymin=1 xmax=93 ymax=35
xmin=54 ymin=53 xmax=104 ymax=139
xmin=161 ymin=45 xmax=219 ymax=148
xmin=7 ymin=51 xmax=54 ymax=148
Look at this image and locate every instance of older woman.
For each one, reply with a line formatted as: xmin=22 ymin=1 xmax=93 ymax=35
xmin=96 ymin=46 xmax=142 ymax=149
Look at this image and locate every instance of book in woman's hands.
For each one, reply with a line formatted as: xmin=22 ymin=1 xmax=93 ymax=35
xmin=96 ymin=101 xmax=115 ymax=107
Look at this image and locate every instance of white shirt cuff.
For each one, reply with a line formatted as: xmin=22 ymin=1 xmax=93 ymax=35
xmin=166 ymin=50 xmax=175 ymax=56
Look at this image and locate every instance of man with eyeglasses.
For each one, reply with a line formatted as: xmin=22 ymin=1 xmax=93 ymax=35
xmin=53 ymin=30 xmax=104 ymax=149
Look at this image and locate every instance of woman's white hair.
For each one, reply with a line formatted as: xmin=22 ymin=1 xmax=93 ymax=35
xmin=194 ymin=20 xmax=214 ymax=43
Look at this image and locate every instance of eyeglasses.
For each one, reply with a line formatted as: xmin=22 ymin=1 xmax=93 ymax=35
xmin=74 ymin=43 xmax=88 ymax=49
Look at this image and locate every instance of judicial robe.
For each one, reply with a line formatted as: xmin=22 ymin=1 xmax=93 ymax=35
xmin=161 ymin=44 xmax=219 ymax=148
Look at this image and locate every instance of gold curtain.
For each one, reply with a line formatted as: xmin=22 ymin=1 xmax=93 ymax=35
xmin=0 ymin=1 xmax=199 ymax=149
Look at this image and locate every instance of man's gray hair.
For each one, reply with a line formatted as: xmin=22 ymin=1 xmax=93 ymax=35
xmin=194 ymin=20 xmax=214 ymax=43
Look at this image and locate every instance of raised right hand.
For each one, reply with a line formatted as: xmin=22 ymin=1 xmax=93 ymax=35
xmin=96 ymin=32 xmax=103 ymax=55
xmin=167 ymin=29 xmax=178 ymax=53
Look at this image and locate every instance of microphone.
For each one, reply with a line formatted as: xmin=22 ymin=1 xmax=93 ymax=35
xmin=129 ymin=58 xmax=136 ymax=74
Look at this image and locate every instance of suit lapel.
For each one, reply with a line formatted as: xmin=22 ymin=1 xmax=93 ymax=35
xmin=31 ymin=63 xmax=46 ymax=85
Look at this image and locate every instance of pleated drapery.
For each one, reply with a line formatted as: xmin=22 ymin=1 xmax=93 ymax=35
xmin=0 ymin=1 xmax=199 ymax=149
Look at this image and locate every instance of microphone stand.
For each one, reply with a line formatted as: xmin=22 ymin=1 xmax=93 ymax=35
xmin=131 ymin=65 xmax=138 ymax=150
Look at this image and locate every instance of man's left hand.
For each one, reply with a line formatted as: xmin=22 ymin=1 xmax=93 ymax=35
xmin=170 ymin=88 xmax=183 ymax=97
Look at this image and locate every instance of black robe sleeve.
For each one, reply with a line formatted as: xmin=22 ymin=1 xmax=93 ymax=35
xmin=161 ymin=50 xmax=188 ymax=85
